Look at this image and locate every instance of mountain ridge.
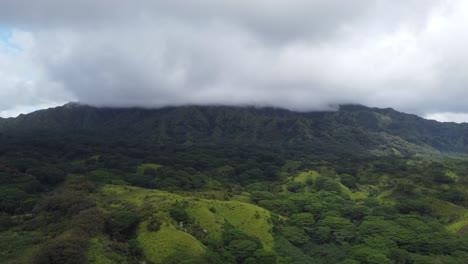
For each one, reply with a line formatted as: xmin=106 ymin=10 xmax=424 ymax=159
xmin=1 ymin=103 xmax=467 ymax=156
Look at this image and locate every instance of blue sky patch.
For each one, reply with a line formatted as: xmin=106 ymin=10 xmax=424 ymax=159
xmin=0 ymin=26 xmax=13 ymax=41
xmin=0 ymin=26 xmax=21 ymax=51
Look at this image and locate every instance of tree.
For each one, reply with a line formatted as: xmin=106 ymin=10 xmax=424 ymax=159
xmin=106 ymin=207 xmax=140 ymax=241
xmin=340 ymin=174 xmax=357 ymax=189
xmin=27 ymin=166 xmax=66 ymax=186
xmin=32 ymin=236 xmax=87 ymax=264
xmin=72 ymin=208 xmax=105 ymax=237
xmin=0 ymin=187 xmax=28 ymax=213
xmin=226 ymin=240 xmax=260 ymax=263
xmin=281 ymin=226 xmax=309 ymax=246
xmin=350 ymin=246 xmax=392 ymax=264
xmin=286 ymin=181 xmax=305 ymax=193
xmin=290 ymin=213 xmax=315 ymax=233
xmin=170 ymin=206 xmax=191 ymax=223
xmin=251 ymin=191 xmax=275 ymax=203
xmin=317 ymin=216 xmax=355 ymax=243
xmin=34 ymin=191 xmax=95 ymax=216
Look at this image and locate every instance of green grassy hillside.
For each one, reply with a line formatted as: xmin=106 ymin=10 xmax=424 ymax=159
xmin=100 ymin=185 xmax=274 ymax=249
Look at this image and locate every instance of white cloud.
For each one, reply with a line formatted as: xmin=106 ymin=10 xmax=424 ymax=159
xmin=1 ymin=0 xmax=468 ymax=122
xmin=425 ymin=112 xmax=468 ymax=123
xmin=0 ymin=29 xmax=70 ymax=117
xmin=0 ymin=102 xmax=63 ymax=118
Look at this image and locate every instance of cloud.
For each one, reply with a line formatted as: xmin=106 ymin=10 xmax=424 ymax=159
xmin=2 ymin=0 xmax=468 ymax=122
xmin=425 ymin=112 xmax=468 ymax=123
xmin=0 ymin=29 xmax=70 ymax=115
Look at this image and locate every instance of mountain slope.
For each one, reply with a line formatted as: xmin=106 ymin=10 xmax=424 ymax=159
xmin=5 ymin=104 xmax=468 ymax=263
xmin=1 ymin=103 xmax=467 ymax=156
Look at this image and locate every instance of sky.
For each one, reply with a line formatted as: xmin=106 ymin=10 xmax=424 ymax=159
xmin=1 ymin=1 xmax=468 ymax=122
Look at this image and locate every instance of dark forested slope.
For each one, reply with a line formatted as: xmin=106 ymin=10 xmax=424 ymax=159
xmin=1 ymin=103 xmax=467 ymax=155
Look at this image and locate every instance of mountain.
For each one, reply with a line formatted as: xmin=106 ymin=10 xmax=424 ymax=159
xmin=5 ymin=103 xmax=468 ymax=264
xmin=1 ymin=103 xmax=468 ymax=156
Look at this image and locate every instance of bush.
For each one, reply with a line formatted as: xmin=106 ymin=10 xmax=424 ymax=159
xmin=147 ymin=217 xmax=163 ymax=232
xmin=106 ymin=207 xmax=140 ymax=241
xmin=169 ymin=206 xmax=191 ymax=223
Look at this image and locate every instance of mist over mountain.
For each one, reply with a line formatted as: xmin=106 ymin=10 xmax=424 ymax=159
xmin=3 ymin=1 xmax=468 ymax=122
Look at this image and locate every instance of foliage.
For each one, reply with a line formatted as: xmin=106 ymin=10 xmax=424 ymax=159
xmin=31 ymin=235 xmax=88 ymax=264
xmin=105 ymin=206 xmax=140 ymax=241
xmin=170 ymin=206 xmax=191 ymax=223
xmin=4 ymin=105 xmax=468 ymax=263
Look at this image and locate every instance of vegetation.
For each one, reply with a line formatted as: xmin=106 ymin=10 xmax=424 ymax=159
xmin=3 ymin=104 xmax=468 ymax=263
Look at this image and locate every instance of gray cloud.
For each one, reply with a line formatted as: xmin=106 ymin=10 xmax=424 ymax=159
xmin=1 ymin=0 xmax=468 ymax=121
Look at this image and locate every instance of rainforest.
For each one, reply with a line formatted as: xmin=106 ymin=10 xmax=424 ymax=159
xmin=2 ymin=104 xmax=468 ymax=264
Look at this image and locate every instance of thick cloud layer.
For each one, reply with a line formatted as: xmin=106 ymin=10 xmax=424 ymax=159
xmin=1 ymin=1 xmax=468 ymax=121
